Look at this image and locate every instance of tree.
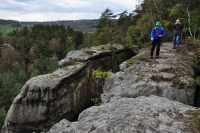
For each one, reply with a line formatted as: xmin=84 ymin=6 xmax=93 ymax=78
xmin=96 ymin=8 xmax=117 ymax=45
xmin=125 ymin=26 xmax=140 ymax=47
xmin=46 ymin=54 xmax=59 ymax=73
xmin=0 ymin=44 xmax=21 ymax=73
xmin=0 ymin=62 xmax=27 ymax=111
xmin=0 ymin=33 xmax=4 ymax=45
xmin=97 ymin=8 xmax=117 ymax=29
xmin=0 ymin=106 xmax=6 ymax=129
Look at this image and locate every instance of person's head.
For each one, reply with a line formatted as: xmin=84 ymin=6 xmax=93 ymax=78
xmin=155 ymin=21 xmax=161 ymax=27
xmin=176 ymin=19 xmax=180 ymax=24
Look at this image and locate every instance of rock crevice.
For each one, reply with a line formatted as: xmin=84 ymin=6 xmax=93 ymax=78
xmin=48 ymin=43 xmax=200 ymax=133
xmin=2 ymin=44 xmax=135 ymax=133
xmin=3 ymin=43 xmax=200 ymax=133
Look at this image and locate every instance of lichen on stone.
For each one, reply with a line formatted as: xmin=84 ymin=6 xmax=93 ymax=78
xmin=172 ymin=75 xmax=196 ymax=89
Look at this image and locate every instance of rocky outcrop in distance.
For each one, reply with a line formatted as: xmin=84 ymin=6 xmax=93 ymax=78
xmin=47 ymin=43 xmax=200 ymax=133
xmin=1 ymin=44 xmax=135 ymax=133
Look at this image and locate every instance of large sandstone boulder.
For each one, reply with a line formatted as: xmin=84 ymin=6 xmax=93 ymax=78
xmin=48 ymin=95 xmax=200 ymax=133
xmin=2 ymin=44 xmax=135 ymax=133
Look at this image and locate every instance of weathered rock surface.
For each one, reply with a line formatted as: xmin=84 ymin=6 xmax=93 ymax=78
xmin=3 ymin=42 xmax=200 ymax=133
xmin=2 ymin=44 xmax=135 ymax=133
xmin=47 ymin=43 xmax=200 ymax=133
xmin=102 ymin=43 xmax=196 ymax=105
xmin=48 ymin=95 xmax=200 ymax=133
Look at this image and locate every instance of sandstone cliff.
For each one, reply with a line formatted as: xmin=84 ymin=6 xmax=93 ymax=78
xmin=2 ymin=42 xmax=200 ymax=133
xmin=47 ymin=43 xmax=200 ymax=133
xmin=1 ymin=44 xmax=135 ymax=133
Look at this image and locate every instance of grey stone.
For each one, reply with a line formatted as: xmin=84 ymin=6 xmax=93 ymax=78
xmin=48 ymin=96 xmax=200 ymax=133
xmin=47 ymin=119 xmax=77 ymax=133
xmin=102 ymin=43 xmax=196 ymax=105
xmin=2 ymin=44 xmax=135 ymax=133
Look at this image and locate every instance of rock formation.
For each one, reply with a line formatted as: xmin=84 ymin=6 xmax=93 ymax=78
xmin=1 ymin=44 xmax=135 ymax=133
xmin=102 ymin=43 xmax=196 ymax=105
xmin=48 ymin=95 xmax=200 ymax=133
xmin=47 ymin=43 xmax=200 ymax=133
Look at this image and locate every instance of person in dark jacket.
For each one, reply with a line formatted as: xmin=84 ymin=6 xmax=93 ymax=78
xmin=150 ymin=21 xmax=166 ymax=59
xmin=172 ymin=19 xmax=183 ymax=49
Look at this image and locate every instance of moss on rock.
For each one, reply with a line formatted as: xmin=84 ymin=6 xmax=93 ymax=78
xmin=185 ymin=109 xmax=200 ymax=132
xmin=126 ymin=51 xmax=151 ymax=67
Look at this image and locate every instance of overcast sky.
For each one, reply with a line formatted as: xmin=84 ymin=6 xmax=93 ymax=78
xmin=0 ymin=0 xmax=140 ymax=22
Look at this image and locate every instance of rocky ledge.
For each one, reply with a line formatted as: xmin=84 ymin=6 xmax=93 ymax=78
xmin=102 ymin=43 xmax=196 ymax=105
xmin=48 ymin=95 xmax=200 ymax=133
xmin=1 ymin=44 xmax=135 ymax=133
xmin=2 ymin=42 xmax=200 ymax=133
xmin=48 ymin=43 xmax=200 ymax=133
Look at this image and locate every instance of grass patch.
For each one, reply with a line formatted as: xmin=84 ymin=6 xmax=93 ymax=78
xmin=0 ymin=24 xmax=23 ymax=34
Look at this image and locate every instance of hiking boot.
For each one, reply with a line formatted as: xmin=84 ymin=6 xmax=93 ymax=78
xmin=156 ymin=55 xmax=159 ymax=58
xmin=172 ymin=47 xmax=175 ymax=49
xmin=150 ymin=56 xmax=153 ymax=59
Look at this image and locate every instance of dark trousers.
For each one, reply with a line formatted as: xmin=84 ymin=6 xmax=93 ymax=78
xmin=150 ymin=39 xmax=161 ymax=56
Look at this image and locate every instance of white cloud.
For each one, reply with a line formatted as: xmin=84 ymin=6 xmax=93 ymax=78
xmin=0 ymin=0 xmax=138 ymax=21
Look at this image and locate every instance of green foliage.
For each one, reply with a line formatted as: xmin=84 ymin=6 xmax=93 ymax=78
xmin=185 ymin=110 xmax=200 ymax=131
xmin=32 ymin=56 xmax=49 ymax=74
xmin=187 ymin=37 xmax=200 ymax=66
xmin=197 ymin=76 xmax=200 ymax=86
xmin=95 ymin=8 xmax=136 ymax=46
xmin=91 ymin=97 xmax=101 ymax=106
xmin=21 ymin=19 xmax=99 ymax=32
xmin=28 ymin=55 xmax=59 ymax=77
xmin=96 ymin=8 xmax=118 ymax=45
xmin=130 ymin=0 xmax=200 ymax=43
xmin=28 ymin=57 xmax=46 ymax=78
xmin=125 ymin=26 xmax=140 ymax=46
xmin=92 ymin=69 xmax=112 ymax=79
xmin=187 ymin=36 xmax=200 ymax=45
xmin=47 ymin=54 xmax=59 ymax=73
xmin=5 ymin=24 xmax=84 ymax=63
xmin=91 ymin=69 xmax=112 ymax=106
xmin=169 ymin=4 xmax=186 ymax=20
xmin=0 ymin=62 xmax=27 ymax=111
xmin=30 ymin=68 xmax=40 ymax=78
xmin=0 ymin=106 xmax=6 ymax=128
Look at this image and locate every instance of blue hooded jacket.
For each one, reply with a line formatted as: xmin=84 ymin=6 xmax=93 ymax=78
xmin=150 ymin=27 xmax=166 ymax=40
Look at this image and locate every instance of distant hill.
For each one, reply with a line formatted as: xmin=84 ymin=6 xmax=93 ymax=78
xmin=0 ymin=19 xmax=22 ymax=27
xmin=21 ymin=19 xmax=99 ymax=32
xmin=0 ymin=19 xmax=99 ymax=34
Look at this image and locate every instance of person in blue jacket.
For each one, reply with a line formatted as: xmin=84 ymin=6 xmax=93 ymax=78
xmin=150 ymin=21 xmax=166 ymax=58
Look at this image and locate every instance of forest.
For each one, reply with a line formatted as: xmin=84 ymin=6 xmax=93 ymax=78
xmin=22 ymin=19 xmax=100 ymax=32
xmin=0 ymin=0 xmax=200 ymax=128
